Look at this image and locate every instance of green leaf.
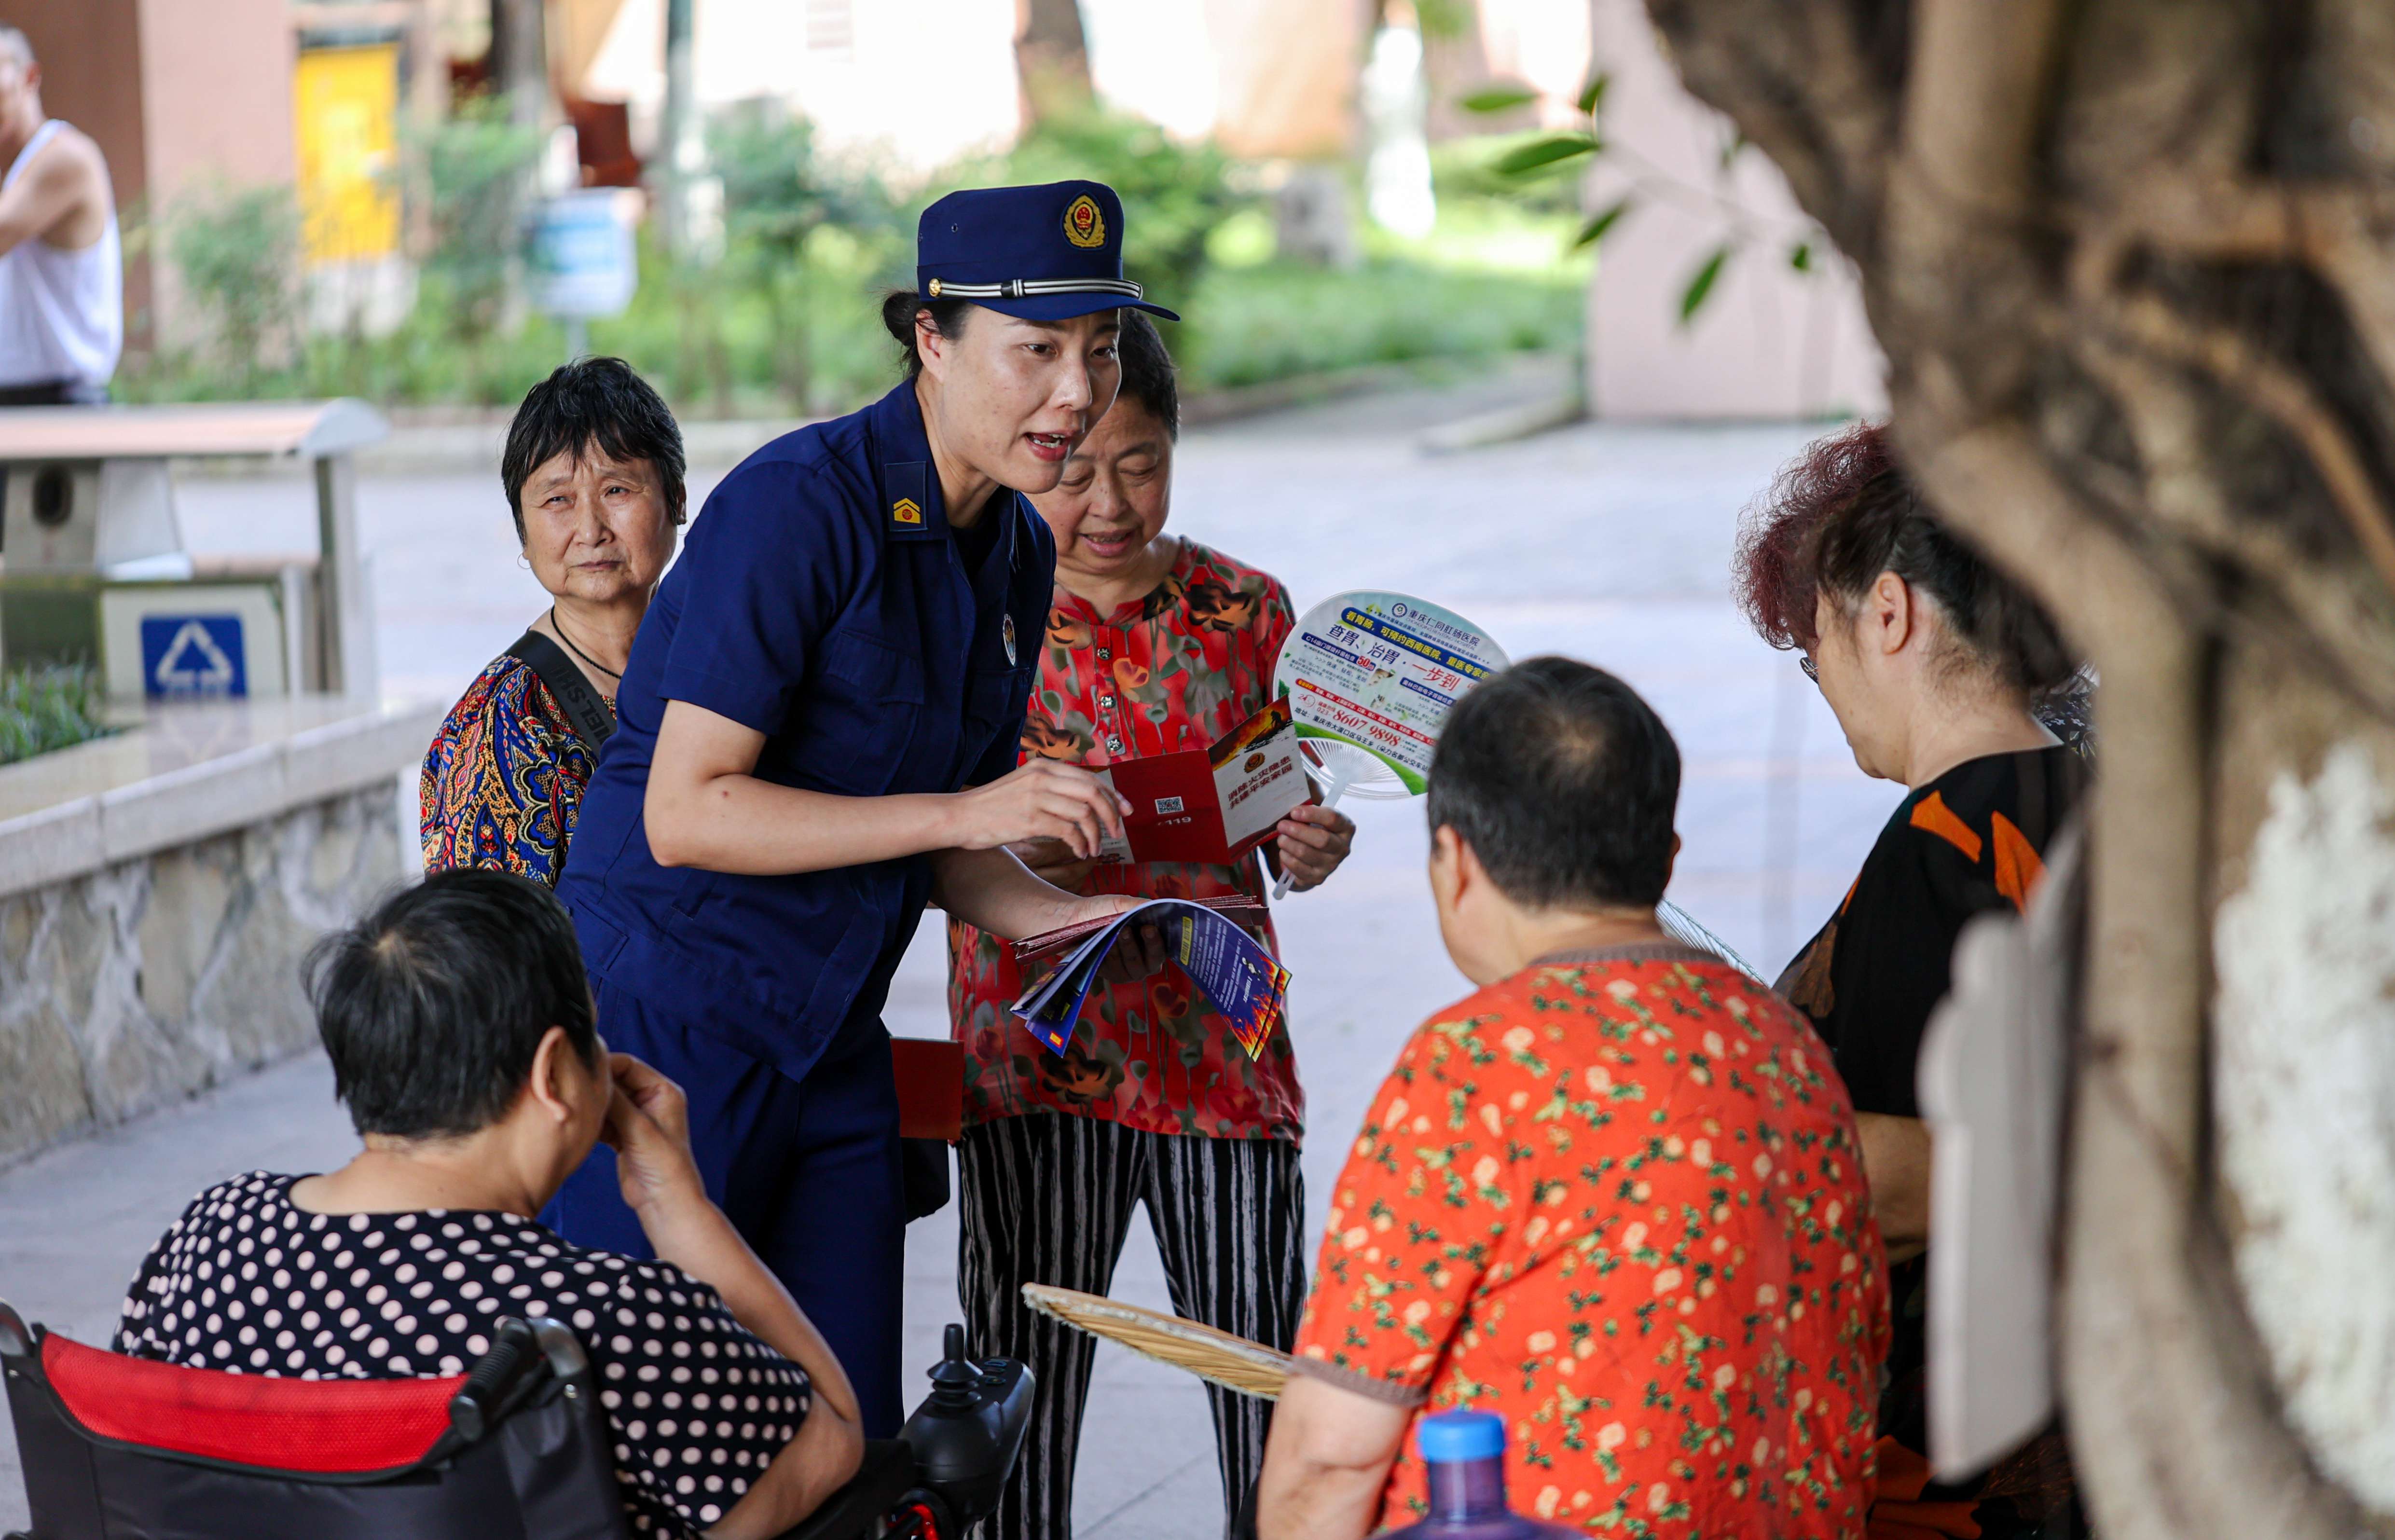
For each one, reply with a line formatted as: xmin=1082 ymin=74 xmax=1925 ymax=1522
xmin=1460 ymin=85 xmax=1540 ymax=115
xmin=1719 ymin=129 xmax=1748 ymax=170
xmin=1679 ymin=245 xmax=1732 ymax=323
xmin=1415 ymin=0 xmax=1472 ymax=39
xmin=1492 ymin=134 xmax=1600 ymax=177
xmin=1788 ymin=240 xmax=1814 ymax=273
xmin=1572 ymin=197 xmax=1634 ymax=249
xmin=1576 ymin=71 xmax=1611 ymax=118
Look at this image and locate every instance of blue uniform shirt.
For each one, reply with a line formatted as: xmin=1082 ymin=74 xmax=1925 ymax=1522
xmin=557 ymin=380 xmax=1053 ymax=1081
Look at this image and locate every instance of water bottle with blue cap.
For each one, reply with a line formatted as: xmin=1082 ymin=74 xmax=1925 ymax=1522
xmin=1382 ymin=1409 xmax=1581 ymax=1540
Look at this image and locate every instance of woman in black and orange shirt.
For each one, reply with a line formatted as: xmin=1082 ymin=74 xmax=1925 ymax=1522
xmin=1737 ymin=421 xmax=2087 ymax=1539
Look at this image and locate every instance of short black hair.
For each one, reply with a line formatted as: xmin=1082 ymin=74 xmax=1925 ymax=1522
xmin=1115 ymin=310 xmax=1179 ymax=440
xmin=1425 ymin=657 xmax=1681 ymax=910
xmin=305 ymin=869 xmax=600 ymax=1140
xmin=881 ymin=290 xmax=975 ymax=379
xmin=501 ymin=356 xmax=687 ymax=542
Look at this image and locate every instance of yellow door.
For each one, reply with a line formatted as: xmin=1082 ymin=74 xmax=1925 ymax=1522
xmin=293 ymin=43 xmax=402 ymax=266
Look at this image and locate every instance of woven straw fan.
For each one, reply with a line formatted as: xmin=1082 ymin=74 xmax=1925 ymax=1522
xmin=1021 ymin=1284 xmax=1291 ymax=1400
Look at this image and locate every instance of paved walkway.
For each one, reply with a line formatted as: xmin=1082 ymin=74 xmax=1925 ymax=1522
xmin=0 ymin=374 xmax=1897 ymax=1535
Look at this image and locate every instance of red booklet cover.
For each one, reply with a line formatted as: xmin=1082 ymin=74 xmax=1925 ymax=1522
xmin=1091 ymin=700 xmax=1311 ymax=866
xmin=890 ymin=1037 xmax=963 ymax=1141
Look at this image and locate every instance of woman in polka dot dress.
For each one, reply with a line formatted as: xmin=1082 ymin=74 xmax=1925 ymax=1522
xmin=114 ymin=870 xmax=866 ymax=1540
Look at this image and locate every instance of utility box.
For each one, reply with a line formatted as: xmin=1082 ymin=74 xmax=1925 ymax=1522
xmin=0 ymin=401 xmax=385 ymax=700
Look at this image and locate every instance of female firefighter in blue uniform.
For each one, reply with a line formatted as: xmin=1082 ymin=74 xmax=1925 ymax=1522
xmin=552 ymin=182 xmax=1176 ymax=1434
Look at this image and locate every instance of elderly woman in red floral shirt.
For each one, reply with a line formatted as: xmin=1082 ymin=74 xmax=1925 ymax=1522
xmin=947 ymin=312 xmax=1355 ymax=1540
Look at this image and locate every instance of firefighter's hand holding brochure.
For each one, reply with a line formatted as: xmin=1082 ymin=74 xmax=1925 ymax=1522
xmin=1087 ymin=700 xmax=1311 ymax=866
xmin=1009 ymin=897 xmax=1292 ymax=1061
xmin=1004 ymin=701 xmax=1306 ymax=1059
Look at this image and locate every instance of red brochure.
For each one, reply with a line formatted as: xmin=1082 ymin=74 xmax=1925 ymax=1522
xmin=1089 ymin=701 xmax=1311 ymax=867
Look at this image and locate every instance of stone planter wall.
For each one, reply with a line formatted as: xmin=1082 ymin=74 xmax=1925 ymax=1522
xmin=0 ymin=783 xmax=403 ymax=1167
xmin=0 ymin=696 xmax=440 ymax=1171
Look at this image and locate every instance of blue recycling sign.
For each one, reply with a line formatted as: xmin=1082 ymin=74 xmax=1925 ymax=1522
xmin=140 ymin=614 xmax=248 ymax=699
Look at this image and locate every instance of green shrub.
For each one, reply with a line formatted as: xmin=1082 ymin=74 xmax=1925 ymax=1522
xmin=998 ymin=108 xmax=1249 ymax=311
xmin=0 ymin=664 xmax=110 ymax=768
xmin=416 ymin=96 xmax=544 ymax=338
xmin=116 ymin=107 xmax=1586 ymax=417
xmin=1178 ymin=258 xmax=1580 ymax=391
xmin=159 ymin=181 xmax=300 ymax=385
xmin=705 ymin=101 xmax=905 ymax=411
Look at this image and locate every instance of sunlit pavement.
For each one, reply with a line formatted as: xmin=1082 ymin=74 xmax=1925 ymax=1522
xmin=0 ymin=372 xmax=1897 ymax=1536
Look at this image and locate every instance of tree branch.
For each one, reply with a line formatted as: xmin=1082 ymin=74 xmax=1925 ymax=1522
xmin=1877 ymin=0 xmax=2070 ymax=425
xmin=1639 ymin=5 xmax=2395 ymax=1533
xmin=2103 ymin=290 xmax=2395 ymax=602
xmin=2065 ymin=326 xmax=2395 ymax=739
xmin=2087 ymin=178 xmax=2313 ymax=262
xmin=1638 ymin=0 xmax=1896 ymax=255
xmin=2069 ymin=334 xmax=2395 ymax=695
xmin=1900 ymin=421 xmax=2380 ymax=1540
xmin=2082 ymin=178 xmax=2395 ymax=457
xmin=1898 ymin=0 xmax=2065 ymax=220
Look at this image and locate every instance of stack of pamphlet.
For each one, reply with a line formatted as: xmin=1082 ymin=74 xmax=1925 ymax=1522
xmin=1009 ymin=897 xmax=1290 ymax=1059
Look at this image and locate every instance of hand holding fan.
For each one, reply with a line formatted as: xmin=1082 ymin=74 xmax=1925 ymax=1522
xmin=1271 ymin=592 xmax=1510 ymax=898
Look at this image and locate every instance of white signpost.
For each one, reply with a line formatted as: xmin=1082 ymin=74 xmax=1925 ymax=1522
xmin=529 ymin=189 xmax=640 ymax=360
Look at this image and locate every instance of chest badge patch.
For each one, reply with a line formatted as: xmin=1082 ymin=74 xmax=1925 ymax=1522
xmin=1003 ymin=613 xmax=1019 ymax=666
xmin=1063 ymin=194 xmax=1106 ymax=249
xmin=891 ymin=496 xmax=923 ymax=527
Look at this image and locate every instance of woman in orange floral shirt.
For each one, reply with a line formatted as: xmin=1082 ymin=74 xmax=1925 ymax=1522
xmin=947 ymin=313 xmax=1357 ymax=1540
xmin=1257 ymin=658 xmax=1887 ymax=1540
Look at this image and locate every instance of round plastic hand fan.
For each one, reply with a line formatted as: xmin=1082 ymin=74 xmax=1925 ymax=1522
xmin=1271 ymin=591 xmax=1509 ymax=894
xmin=1298 ymin=738 xmax=1414 ymax=801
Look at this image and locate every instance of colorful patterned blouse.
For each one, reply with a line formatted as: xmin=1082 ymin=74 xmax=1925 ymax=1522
xmin=946 ymin=539 xmax=1306 ymax=1143
xmin=1291 ymin=950 xmax=1888 ymax=1538
xmin=421 ymin=652 xmax=609 ymax=887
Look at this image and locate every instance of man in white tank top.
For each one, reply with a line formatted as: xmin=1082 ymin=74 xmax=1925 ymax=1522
xmin=0 ymin=25 xmax=119 ymax=404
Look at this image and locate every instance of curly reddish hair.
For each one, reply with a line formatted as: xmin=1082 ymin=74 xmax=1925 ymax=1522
xmin=1734 ymin=420 xmax=2081 ymax=711
xmin=1733 ymin=419 xmax=1893 ymax=655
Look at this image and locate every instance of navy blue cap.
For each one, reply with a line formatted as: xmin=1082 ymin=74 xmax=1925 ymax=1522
xmin=1416 ymin=1409 xmax=1506 ymax=1463
xmin=916 ymin=180 xmax=1179 ymax=323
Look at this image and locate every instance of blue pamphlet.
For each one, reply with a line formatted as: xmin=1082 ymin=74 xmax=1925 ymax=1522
xmin=1009 ymin=899 xmax=1291 ymax=1060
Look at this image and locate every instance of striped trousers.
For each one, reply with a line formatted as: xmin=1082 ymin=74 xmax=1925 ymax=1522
xmin=957 ymin=1113 xmax=1308 ymax=1540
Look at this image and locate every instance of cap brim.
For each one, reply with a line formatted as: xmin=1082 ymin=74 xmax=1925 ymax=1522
xmin=965 ymin=292 xmax=1181 ymax=323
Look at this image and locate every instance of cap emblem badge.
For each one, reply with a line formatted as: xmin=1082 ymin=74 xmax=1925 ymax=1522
xmin=892 ymin=496 xmax=923 ymax=526
xmin=1063 ymin=194 xmax=1106 ymax=250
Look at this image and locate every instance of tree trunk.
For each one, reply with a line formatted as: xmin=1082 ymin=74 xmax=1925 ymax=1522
xmin=1636 ymin=1 xmax=2395 ymax=1534
xmin=488 ymin=0 xmax=550 ymax=129
xmin=1014 ymin=0 xmax=1094 ymax=126
xmin=658 ymin=0 xmax=702 ymax=261
xmin=487 ymin=0 xmax=551 ymax=332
